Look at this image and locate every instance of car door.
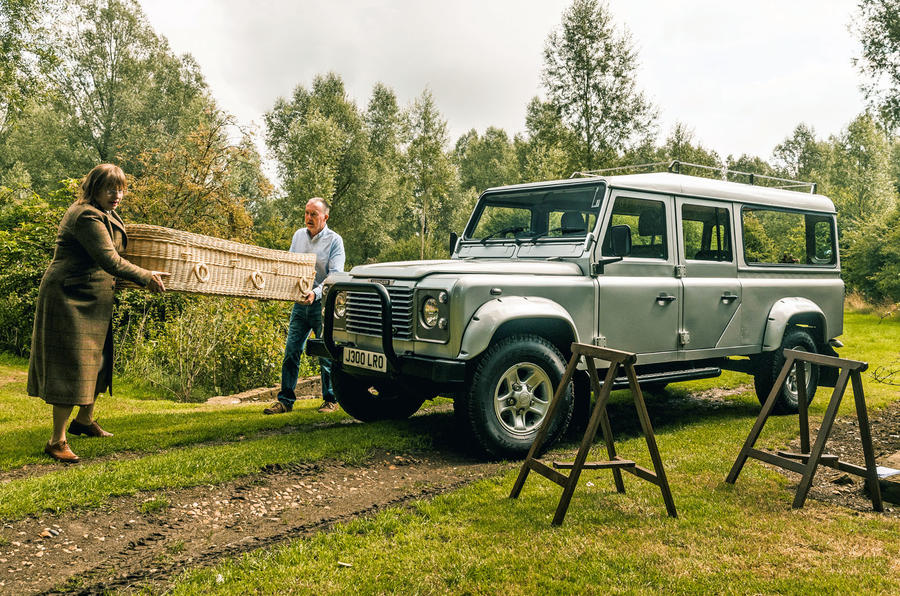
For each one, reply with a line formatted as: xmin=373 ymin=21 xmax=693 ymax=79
xmin=595 ymin=190 xmax=680 ymax=358
xmin=676 ymin=197 xmax=742 ymax=354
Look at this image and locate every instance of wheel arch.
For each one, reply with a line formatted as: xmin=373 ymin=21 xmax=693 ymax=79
xmin=762 ymin=297 xmax=827 ymax=352
xmin=458 ymin=297 xmax=579 ymax=361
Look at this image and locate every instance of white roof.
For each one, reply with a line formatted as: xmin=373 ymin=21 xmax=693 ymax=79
xmin=487 ymin=172 xmax=836 ymax=213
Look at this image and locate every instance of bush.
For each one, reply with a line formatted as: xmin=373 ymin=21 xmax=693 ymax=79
xmin=0 ymin=185 xmax=69 ymax=356
xmin=117 ymin=294 xmax=314 ymax=401
xmin=842 ymin=207 xmax=900 ymax=303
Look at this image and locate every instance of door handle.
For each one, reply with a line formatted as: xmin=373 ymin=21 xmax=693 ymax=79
xmin=720 ymin=292 xmax=739 ymax=303
xmin=656 ymin=293 xmax=676 ymax=304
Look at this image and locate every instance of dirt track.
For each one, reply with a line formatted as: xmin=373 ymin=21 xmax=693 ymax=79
xmin=2 ymin=448 xmax=504 ymax=595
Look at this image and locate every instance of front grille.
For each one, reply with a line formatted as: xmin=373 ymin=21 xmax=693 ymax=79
xmin=345 ymin=285 xmax=414 ymax=340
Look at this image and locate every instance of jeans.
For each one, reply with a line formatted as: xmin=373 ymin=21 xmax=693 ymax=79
xmin=277 ymin=301 xmax=334 ymax=408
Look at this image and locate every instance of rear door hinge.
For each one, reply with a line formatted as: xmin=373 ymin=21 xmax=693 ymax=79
xmin=678 ymin=330 xmax=691 ymax=346
xmin=674 ymin=265 xmax=686 ymax=278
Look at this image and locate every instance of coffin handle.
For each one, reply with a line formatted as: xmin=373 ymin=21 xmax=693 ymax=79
xmin=250 ymin=270 xmax=266 ymax=289
xmin=193 ymin=262 xmax=210 ymax=283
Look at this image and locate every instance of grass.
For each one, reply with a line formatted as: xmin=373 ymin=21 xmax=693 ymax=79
xmin=139 ymin=495 xmax=171 ymax=515
xmin=1 ymin=311 xmax=898 ymax=593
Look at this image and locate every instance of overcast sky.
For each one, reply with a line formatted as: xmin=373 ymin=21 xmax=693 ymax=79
xmin=140 ymin=0 xmax=866 ymax=173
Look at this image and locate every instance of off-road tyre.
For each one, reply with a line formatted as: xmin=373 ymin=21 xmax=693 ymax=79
xmin=753 ymin=327 xmax=819 ymax=414
xmin=332 ymin=369 xmax=427 ymax=422
xmin=465 ymin=334 xmax=574 ymax=458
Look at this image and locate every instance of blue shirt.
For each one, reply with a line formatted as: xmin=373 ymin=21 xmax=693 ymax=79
xmin=289 ymin=224 xmax=345 ymax=301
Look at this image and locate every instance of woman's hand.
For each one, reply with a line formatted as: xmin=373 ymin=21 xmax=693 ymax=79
xmin=147 ymin=271 xmax=169 ymax=293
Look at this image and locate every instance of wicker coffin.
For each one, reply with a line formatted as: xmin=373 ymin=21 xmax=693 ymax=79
xmin=120 ymin=224 xmax=316 ymax=301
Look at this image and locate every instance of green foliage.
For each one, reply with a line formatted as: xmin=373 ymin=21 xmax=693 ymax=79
xmin=264 ymin=72 xmax=374 ymax=263
xmin=772 ymin=123 xmax=827 ymax=180
xmin=0 ymin=184 xmax=67 ymax=355
xmin=138 ymin=494 xmax=170 ymax=514
xmin=854 ymin=0 xmax=900 ymax=130
xmin=454 ymin=127 xmax=518 ymax=192
xmin=842 ymin=205 xmax=900 ymax=302
xmin=48 ymin=0 xmax=208 ymax=166
xmin=118 ymin=295 xmax=295 ymax=401
xmin=820 ymin=114 xmax=896 ymax=230
xmin=402 ymin=89 xmax=463 ymax=259
xmin=377 ymin=234 xmax=448 ymax=263
xmin=542 ymin=0 xmax=657 ymax=169
xmin=0 ymin=0 xmax=58 ymax=136
xmin=124 ymin=109 xmax=256 ymax=240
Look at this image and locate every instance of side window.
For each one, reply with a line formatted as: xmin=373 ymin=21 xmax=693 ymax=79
xmin=602 ymin=196 xmax=668 ymax=259
xmin=681 ymin=204 xmax=732 ymax=262
xmin=742 ymin=207 xmax=836 ymax=265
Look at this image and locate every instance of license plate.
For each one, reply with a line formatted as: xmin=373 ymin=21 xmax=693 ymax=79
xmin=342 ymin=347 xmax=387 ymax=372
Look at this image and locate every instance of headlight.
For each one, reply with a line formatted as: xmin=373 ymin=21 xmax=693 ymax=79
xmin=421 ymin=297 xmax=439 ymax=328
xmin=334 ymin=292 xmax=347 ymax=318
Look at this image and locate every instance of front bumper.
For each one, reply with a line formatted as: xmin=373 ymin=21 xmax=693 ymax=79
xmin=307 ymin=339 xmax=466 ymax=383
xmin=316 ymin=281 xmax=466 ymax=384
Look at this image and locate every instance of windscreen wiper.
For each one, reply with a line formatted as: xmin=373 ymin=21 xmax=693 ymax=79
xmin=524 ymin=226 xmax=586 ymax=243
xmin=479 ymin=225 xmax=526 ymax=244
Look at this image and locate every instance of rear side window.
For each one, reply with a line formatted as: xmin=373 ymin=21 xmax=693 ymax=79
xmin=681 ymin=204 xmax=732 ymax=262
xmin=741 ymin=207 xmax=836 ymax=265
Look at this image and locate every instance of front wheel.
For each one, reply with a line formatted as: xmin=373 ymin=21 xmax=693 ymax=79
xmin=465 ymin=334 xmax=573 ymax=458
xmin=753 ymin=327 xmax=819 ymax=414
xmin=332 ymin=369 xmax=427 ymax=422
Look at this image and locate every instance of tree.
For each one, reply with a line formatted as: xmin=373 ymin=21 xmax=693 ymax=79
xmin=772 ymin=123 xmax=826 ymax=181
xmin=0 ymin=182 xmax=69 ymax=355
xmin=362 ymin=82 xmax=407 ymax=262
xmin=854 ymin=0 xmax=900 ymax=130
xmin=47 ymin=0 xmax=207 ymax=167
xmin=123 ymin=109 xmax=256 ymax=240
xmin=0 ymin=0 xmax=57 ymax=136
xmin=402 ymin=89 xmax=459 ymax=259
xmin=620 ymin=122 xmax=721 ymax=175
xmin=821 ymin=113 xmax=896 ymax=229
xmin=542 ymin=0 xmax=657 ymax=169
xmin=842 ymin=204 xmax=900 ymax=302
xmin=264 ymin=72 xmax=373 ymax=262
xmin=513 ymin=97 xmax=576 ymax=182
xmin=454 ymin=126 xmax=517 ymax=192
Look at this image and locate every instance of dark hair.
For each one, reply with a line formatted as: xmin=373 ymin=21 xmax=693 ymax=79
xmin=308 ymin=196 xmax=330 ymax=215
xmin=77 ymin=164 xmax=127 ymax=205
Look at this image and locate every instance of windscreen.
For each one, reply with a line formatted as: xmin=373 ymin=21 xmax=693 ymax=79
xmin=465 ymin=183 xmax=605 ymax=242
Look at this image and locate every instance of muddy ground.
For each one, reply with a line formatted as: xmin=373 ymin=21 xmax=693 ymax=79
xmin=1 ymin=391 xmax=897 ymax=595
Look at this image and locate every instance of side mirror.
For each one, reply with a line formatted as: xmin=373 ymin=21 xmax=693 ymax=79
xmin=449 ymin=232 xmax=459 ymax=257
xmin=608 ymin=224 xmax=632 ymax=257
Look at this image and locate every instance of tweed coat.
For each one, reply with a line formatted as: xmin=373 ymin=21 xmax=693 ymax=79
xmin=27 ymin=202 xmax=152 ymax=406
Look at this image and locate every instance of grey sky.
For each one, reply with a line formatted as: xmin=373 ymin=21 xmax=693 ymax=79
xmin=140 ymin=0 xmax=865 ymax=169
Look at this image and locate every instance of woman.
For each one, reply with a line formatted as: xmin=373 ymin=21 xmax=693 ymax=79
xmin=27 ymin=164 xmax=168 ymax=463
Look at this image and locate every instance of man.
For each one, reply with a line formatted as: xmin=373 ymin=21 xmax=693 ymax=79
xmin=264 ymin=197 xmax=345 ymax=415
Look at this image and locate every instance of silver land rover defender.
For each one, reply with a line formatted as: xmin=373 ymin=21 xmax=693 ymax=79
xmin=308 ymin=163 xmax=844 ymax=457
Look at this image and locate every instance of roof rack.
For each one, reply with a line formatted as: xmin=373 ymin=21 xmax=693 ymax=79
xmin=571 ymin=160 xmax=817 ymax=194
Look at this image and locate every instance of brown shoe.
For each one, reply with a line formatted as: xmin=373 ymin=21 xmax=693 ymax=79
xmin=317 ymin=401 xmax=339 ymax=413
xmin=263 ymin=401 xmax=291 ymax=415
xmin=68 ymin=419 xmax=113 ymax=438
xmin=44 ymin=440 xmax=80 ymax=463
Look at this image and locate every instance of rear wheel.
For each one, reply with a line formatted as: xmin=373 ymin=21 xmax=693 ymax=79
xmin=332 ymin=369 xmax=427 ymax=422
xmin=465 ymin=334 xmax=573 ymax=458
xmin=753 ymin=327 xmax=819 ymax=414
